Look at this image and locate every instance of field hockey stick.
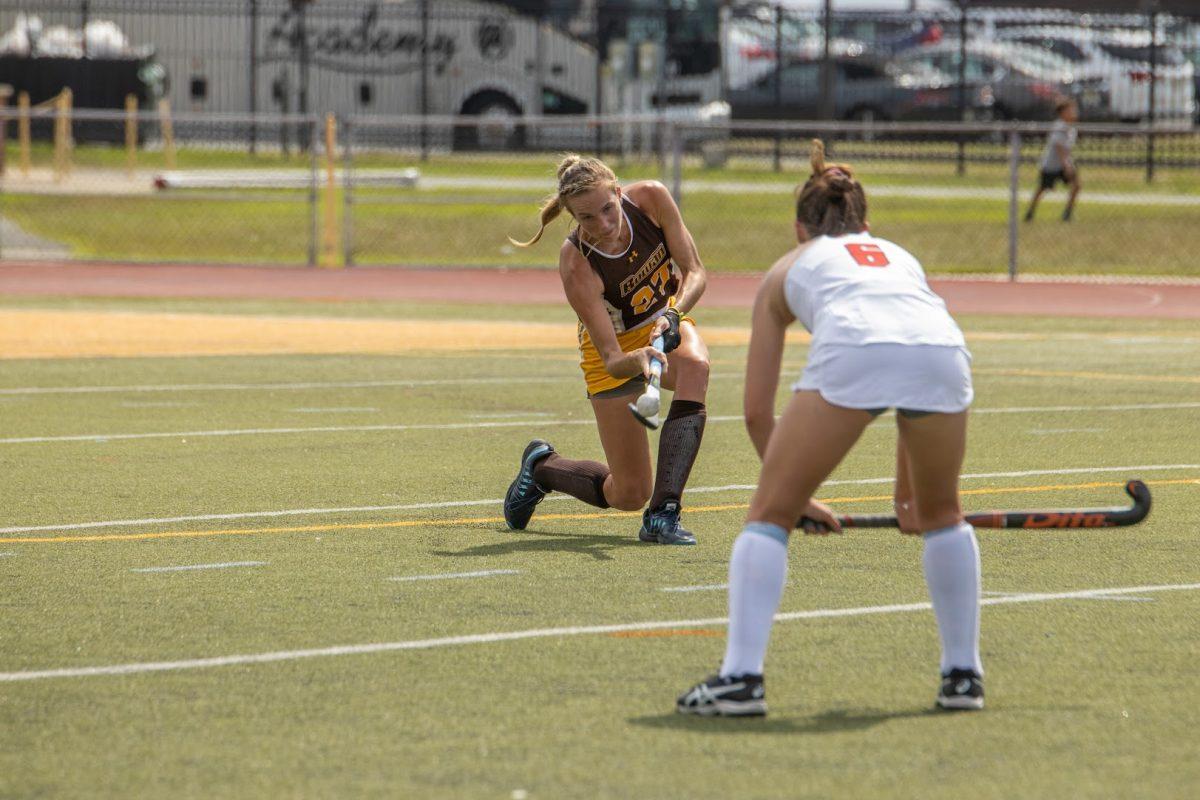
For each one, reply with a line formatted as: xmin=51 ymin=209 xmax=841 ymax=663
xmin=628 ymin=334 xmax=667 ymax=430
xmin=797 ymin=479 xmax=1151 ymax=532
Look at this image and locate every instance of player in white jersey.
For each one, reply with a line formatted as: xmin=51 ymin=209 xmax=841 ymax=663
xmin=677 ymin=140 xmax=984 ymax=717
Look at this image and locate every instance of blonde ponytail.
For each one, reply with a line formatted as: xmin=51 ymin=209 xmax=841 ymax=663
xmin=508 ymin=194 xmax=565 ymax=248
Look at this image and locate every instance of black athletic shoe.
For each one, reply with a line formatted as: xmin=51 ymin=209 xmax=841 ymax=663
xmin=937 ymin=668 xmax=984 ymax=711
xmin=638 ymin=500 xmax=696 ymax=545
xmin=503 ymin=440 xmax=554 ymax=531
xmin=677 ymin=673 xmax=767 ymax=717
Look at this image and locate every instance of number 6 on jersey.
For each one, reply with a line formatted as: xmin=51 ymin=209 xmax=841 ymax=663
xmin=845 ymin=243 xmax=890 ymax=267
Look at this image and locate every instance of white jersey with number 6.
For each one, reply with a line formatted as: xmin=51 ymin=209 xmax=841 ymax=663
xmin=784 ymin=232 xmax=965 ymax=348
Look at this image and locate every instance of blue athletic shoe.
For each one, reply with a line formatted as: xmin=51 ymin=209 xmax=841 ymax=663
xmin=639 ymin=500 xmax=697 ymax=545
xmin=503 ymin=440 xmax=554 ymax=531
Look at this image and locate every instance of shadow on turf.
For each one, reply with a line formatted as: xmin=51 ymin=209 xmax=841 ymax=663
xmin=431 ymin=528 xmax=644 ymax=561
xmin=629 ymin=706 xmax=940 ymax=734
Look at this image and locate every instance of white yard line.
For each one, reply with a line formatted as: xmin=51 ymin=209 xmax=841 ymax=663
xmin=0 ymin=582 xmax=1195 ymax=683
xmin=971 ymin=402 xmax=1200 ymax=415
xmin=0 ymin=552 xmax=15 ymax=557
xmin=984 ymin=588 xmax=1152 ymax=602
xmin=4 ymin=400 xmax=1200 ymax=446
xmin=388 ymin=569 xmax=520 ymax=583
xmin=131 ymin=561 xmax=268 ymax=573
xmin=119 ymin=401 xmax=199 ymax=408
xmin=1 ymin=463 xmax=1195 ymax=535
xmin=0 ymin=376 xmax=571 ymax=396
xmin=660 ymin=583 xmax=729 ymax=593
xmin=467 ymin=412 xmax=554 ymax=419
xmin=288 ymin=407 xmax=379 ymax=413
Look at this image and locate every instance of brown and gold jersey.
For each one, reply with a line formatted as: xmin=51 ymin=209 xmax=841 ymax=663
xmin=567 ymin=196 xmax=680 ymax=334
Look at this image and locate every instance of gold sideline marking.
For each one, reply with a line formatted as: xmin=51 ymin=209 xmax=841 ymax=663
xmin=3 ymin=478 xmax=1193 ymax=545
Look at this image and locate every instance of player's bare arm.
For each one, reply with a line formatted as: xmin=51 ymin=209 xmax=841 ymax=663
xmin=743 ymin=251 xmax=798 ymax=459
xmin=559 ymin=241 xmax=663 ymax=380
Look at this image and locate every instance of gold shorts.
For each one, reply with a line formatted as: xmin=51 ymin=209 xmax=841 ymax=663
xmin=578 ymin=318 xmax=695 ymax=398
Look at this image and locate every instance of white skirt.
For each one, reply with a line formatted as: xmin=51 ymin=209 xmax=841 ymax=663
xmin=793 ymin=342 xmax=973 ymax=413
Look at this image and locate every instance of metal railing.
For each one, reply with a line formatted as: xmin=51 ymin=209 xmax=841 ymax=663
xmin=3 ymin=110 xmax=1199 ymax=280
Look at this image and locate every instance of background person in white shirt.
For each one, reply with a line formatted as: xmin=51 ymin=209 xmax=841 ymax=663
xmin=1025 ymin=99 xmax=1081 ymax=222
xmin=677 ymin=140 xmax=984 ymax=717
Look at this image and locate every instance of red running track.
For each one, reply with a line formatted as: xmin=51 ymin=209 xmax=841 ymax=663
xmin=2 ymin=261 xmax=1199 ymax=319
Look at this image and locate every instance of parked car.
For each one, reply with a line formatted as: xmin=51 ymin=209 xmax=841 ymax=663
xmin=891 ymin=39 xmax=1110 ymax=121
xmin=727 ymin=52 xmax=961 ymax=123
xmin=722 ymin=4 xmax=869 ymax=92
xmin=996 ymin=26 xmax=1195 ymax=121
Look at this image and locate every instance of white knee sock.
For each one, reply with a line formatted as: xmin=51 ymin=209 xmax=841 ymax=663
xmin=922 ymin=521 xmax=983 ymax=675
xmin=720 ymin=522 xmax=789 ymax=678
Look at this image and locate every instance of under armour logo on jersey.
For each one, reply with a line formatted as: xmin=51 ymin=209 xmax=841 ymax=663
xmin=628 ymin=250 xmax=639 ymax=263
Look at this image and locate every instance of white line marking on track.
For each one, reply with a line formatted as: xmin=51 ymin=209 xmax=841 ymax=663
xmin=4 ymin=401 xmax=1199 ymax=446
xmin=660 ymin=583 xmax=729 ymax=593
xmin=0 ymin=582 xmax=1195 ymax=683
xmin=388 ymin=569 xmax=520 ymax=582
xmin=1 ymin=463 xmax=1195 ymax=535
xmin=131 ymin=561 xmax=268 ymax=573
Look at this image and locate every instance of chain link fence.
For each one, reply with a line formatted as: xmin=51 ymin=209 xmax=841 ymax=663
xmin=4 ymin=108 xmax=1199 ymax=278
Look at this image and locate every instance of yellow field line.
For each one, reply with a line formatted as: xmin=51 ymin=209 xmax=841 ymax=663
xmin=3 ymin=478 xmax=1196 ymax=545
xmin=977 ymin=368 xmax=1200 ymax=385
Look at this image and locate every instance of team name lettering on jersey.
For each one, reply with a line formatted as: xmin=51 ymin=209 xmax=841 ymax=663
xmin=618 ymin=242 xmax=667 ymax=297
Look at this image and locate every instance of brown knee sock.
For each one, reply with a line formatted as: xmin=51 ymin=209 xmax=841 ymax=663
xmin=649 ymin=400 xmax=706 ymax=510
xmin=533 ymin=453 xmax=610 ymax=509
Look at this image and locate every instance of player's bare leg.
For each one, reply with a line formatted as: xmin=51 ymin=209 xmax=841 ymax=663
xmin=502 ymin=395 xmax=644 ymax=531
xmin=1063 ymin=175 xmax=1082 ymax=222
xmin=1024 ymin=186 xmax=1047 ymax=222
xmin=591 ymin=394 xmax=653 ymax=512
xmin=897 ymin=410 xmax=983 ymax=710
xmin=679 ymin=393 xmax=873 ymax=716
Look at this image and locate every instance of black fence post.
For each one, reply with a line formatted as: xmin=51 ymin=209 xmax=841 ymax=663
xmin=1146 ymin=9 xmax=1158 ymax=183
xmin=249 ymin=0 xmax=258 ymax=155
xmin=773 ymin=4 xmax=782 ymax=172
xmin=81 ymin=0 xmax=90 ymax=58
xmin=295 ymin=0 xmax=310 ymax=152
xmin=420 ymin=0 xmax=430 ymax=161
xmin=821 ymin=0 xmax=834 ymax=121
xmin=594 ymin=1 xmax=603 ymax=156
xmin=956 ymin=2 xmax=967 ymax=177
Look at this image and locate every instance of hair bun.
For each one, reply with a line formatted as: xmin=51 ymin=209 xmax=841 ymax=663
xmin=557 ymin=154 xmax=584 ymax=180
xmin=826 ymin=172 xmax=852 ymax=198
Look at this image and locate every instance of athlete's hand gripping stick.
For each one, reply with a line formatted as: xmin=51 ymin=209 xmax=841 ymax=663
xmin=629 ymin=335 xmax=666 ymax=429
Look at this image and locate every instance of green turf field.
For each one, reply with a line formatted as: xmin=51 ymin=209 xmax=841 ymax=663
xmin=1 ymin=296 xmax=1198 ymax=798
